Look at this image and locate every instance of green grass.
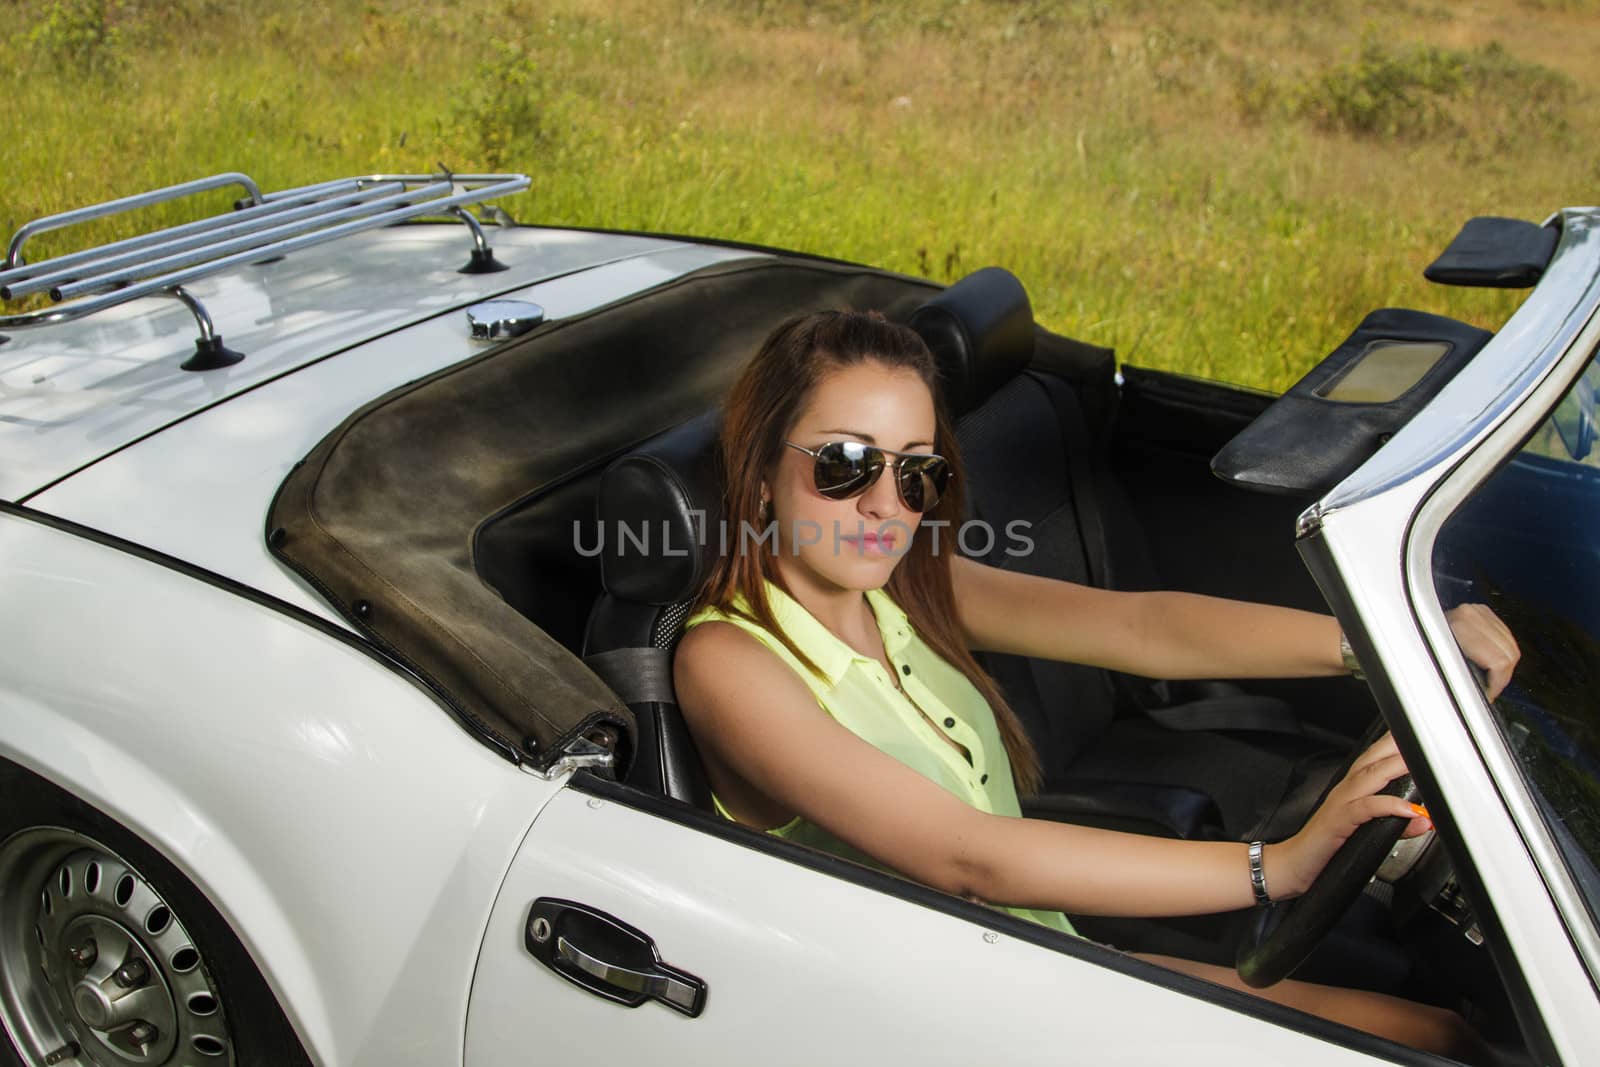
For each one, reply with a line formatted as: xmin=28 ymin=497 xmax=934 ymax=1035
xmin=4 ymin=0 xmax=1597 ymax=390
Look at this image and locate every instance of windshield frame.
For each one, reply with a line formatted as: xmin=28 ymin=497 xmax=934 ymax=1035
xmin=1298 ymin=208 xmax=1600 ymax=1060
xmin=1400 ymin=260 xmax=1600 ymax=997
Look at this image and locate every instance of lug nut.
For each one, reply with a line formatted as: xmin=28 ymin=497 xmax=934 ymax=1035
xmin=127 ymin=1022 xmax=157 ymax=1046
xmin=69 ymin=939 xmax=98 ymax=967
xmin=114 ymin=959 xmax=149 ymax=988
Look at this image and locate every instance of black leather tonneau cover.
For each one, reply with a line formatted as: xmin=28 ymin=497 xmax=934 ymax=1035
xmin=267 ymin=254 xmax=937 ymax=770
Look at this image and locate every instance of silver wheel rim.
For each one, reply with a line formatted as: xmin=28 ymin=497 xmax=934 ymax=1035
xmin=0 ymin=828 xmax=235 ymax=1066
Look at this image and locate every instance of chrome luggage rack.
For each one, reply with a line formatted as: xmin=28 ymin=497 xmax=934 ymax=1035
xmin=0 ymin=170 xmax=531 ymax=369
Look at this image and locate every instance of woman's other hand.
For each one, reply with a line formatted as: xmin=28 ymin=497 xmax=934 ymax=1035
xmin=1445 ymin=602 xmax=1520 ymax=699
xmin=1268 ymin=733 xmax=1431 ymax=899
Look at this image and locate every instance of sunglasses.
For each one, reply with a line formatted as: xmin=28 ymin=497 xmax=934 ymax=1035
xmin=783 ymin=440 xmax=953 ymax=513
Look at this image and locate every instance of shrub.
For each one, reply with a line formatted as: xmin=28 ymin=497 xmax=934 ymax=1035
xmin=27 ymin=0 xmax=124 ymax=74
xmin=447 ymin=41 xmax=560 ymax=171
xmin=1285 ymin=35 xmax=1573 ymax=143
xmin=1295 ymin=37 xmax=1465 ymax=138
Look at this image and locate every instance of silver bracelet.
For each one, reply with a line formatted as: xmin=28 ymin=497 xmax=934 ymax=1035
xmin=1248 ymin=840 xmax=1272 ymax=906
xmin=1338 ymin=629 xmax=1366 ymax=681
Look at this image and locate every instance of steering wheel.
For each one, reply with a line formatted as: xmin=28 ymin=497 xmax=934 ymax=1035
xmin=1234 ymin=758 xmax=1420 ymax=988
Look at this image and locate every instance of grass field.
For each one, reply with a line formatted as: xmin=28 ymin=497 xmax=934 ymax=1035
xmin=4 ymin=0 xmax=1597 ymax=389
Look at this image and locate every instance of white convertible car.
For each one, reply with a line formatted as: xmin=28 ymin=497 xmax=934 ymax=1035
xmin=1 ymin=174 xmax=1596 ymax=1066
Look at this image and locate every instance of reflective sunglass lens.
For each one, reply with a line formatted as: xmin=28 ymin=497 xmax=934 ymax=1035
xmin=794 ymin=440 xmax=949 ymax=509
xmin=898 ymin=470 xmax=924 ymax=511
xmin=896 ymin=456 xmax=951 ymax=512
xmin=813 ymin=441 xmax=882 ymax=498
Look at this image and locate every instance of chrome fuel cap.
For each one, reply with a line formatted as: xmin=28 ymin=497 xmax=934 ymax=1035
xmin=466 ymin=300 xmax=545 ymax=341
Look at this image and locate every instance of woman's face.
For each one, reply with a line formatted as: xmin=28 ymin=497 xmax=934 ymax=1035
xmin=766 ymin=359 xmax=938 ymax=598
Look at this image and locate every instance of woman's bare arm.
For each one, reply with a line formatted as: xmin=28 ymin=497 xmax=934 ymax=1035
xmin=950 ymin=557 xmax=1521 ymax=696
xmin=951 ymin=555 xmax=1344 ymax=680
xmin=674 ymin=620 xmax=1421 ymax=917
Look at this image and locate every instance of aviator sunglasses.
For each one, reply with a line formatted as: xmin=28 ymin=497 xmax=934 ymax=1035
xmin=783 ymin=440 xmax=953 ymax=513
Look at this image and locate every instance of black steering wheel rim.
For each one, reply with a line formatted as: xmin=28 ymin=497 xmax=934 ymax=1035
xmin=1235 ymin=752 xmax=1419 ymax=988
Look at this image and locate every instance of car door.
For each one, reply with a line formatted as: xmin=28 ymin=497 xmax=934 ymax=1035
xmin=466 ymin=781 xmax=1399 ymax=1066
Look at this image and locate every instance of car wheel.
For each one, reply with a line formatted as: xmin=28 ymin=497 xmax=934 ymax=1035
xmin=0 ymin=759 xmax=311 ymax=1067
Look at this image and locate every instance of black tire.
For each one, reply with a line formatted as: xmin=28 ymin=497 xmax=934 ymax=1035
xmin=0 ymin=758 xmax=313 ymax=1067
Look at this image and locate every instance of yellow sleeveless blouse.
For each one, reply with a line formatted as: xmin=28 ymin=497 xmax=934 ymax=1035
xmin=685 ymin=580 xmax=1078 ymax=938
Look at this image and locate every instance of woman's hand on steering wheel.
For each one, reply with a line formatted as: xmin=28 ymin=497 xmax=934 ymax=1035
xmin=1268 ymin=732 xmax=1432 ymax=900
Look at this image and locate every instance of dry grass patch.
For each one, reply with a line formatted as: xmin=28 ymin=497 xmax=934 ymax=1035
xmin=3 ymin=0 xmax=1594 ymax=388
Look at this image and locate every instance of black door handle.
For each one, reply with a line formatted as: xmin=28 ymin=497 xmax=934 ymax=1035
xmin=525 ymin=898 xmax=707 ymax=1018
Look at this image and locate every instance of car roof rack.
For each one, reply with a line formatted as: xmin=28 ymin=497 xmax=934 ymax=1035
xmin=0 ymin=170 xmax=531 ymax=369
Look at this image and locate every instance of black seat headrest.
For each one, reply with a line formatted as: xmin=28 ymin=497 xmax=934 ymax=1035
xmin=596 ymin=411 xmax=723 ymax=606
xmin=909 ymin=266 xmax=1036 ymax=416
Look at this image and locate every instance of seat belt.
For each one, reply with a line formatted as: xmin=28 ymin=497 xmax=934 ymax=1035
xmin=1025 ymin=369 xmax=1112 ymax=589
xmin=1142 ymin=694 xmax=1307 ymax=735
xmin=1021 ymin=368 xmax=1343 ymax=744
xmin=584 ymin=647 xmax=676 ymax=706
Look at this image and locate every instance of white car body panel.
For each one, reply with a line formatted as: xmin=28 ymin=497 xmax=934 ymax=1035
xmin=466 ymin=789 xmax=1388 ymax=1065
xmin=0 ymin=227 xmax=690 ymax=502
xmin=24 ymin=243 xmax=765 ymax=619
xmin=1 ymin=223 xmax=768 ymax=1064
xmin=0 ymin=511 xmax=565 ymax=1066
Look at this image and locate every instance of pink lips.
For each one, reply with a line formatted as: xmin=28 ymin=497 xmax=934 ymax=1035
xmin=845 ymin=531 xmax=898 ymax=555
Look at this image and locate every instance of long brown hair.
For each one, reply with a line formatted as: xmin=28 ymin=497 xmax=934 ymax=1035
xmin=695 ymin=309 xmax=1043 ymax=795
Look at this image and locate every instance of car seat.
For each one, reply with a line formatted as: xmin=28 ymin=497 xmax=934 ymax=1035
xmin=581 ymin=411 xmax=723 ymax=808
xmin=912 ymin=267 xmax=1344 ymax=844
